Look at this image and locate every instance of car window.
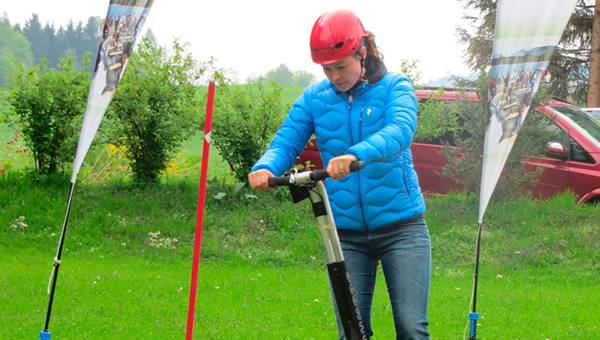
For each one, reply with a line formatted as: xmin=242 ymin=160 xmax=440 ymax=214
xmin=551 ymin=105 xmax=600 ymax=148
xmin=527 ymin=114 xmax=567 ymax=157
xmin=569 ymin=138 xmax=595 ymax=163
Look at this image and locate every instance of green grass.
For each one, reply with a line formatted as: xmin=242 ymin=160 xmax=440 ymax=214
xmin=2 ymin=252 xmax=599 ymax=339
xmin=2 ymin=81 xmax=600 ymax=338
xmin=2 ymin=173 xmax=600 ymax=338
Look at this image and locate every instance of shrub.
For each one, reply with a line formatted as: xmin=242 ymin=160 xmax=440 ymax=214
xmin=415 ymin=89 xmax=461 ymax=144
xmin=108 ymin=39 xmax=207 ymax=183
xmin=6 ymin=55 xmax=90 ymax=174
xmin=212 ymin=77 xmax=288 ymax=182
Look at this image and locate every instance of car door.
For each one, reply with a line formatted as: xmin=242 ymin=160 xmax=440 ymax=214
xmin=563 ymin=136 xmax=600 ymax=201
xmin=522 ymin=113 xmax=569 ymax=199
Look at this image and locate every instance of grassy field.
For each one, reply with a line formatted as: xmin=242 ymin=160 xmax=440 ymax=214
xmin=2 ymin=86 xmax=600 ymax=338
xmin=2 ymin=252 xmax=599 ymax=339
xmin=1 ymin=172 xmax=600 ymax=339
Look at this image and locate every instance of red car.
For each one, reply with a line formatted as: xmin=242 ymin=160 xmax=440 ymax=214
xmin=297 ymin=89 xmax=600 ymax=204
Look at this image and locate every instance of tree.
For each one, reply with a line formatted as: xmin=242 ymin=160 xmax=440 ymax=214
xmin=588 ymin=0 xmax=600 ymax=106
xmin=263 ymin=64 xmax=294 ymax=85
xmin=16 ymin=14 xmax=102 ymax=73
xmin=109 ymin=39 xmax=207 ymax=183
xmin=457 ymin=0 xmax=593 ymax=104
xmin=292 ymin=70 xmax=316 ymax=87
xmin=398 ymin=59 xmax=423 ymax=87
xmin=7 ymin=56 xmax=90 ymax=174
xmin=83 ymin=17 xmax=102 ymax=73
xmin=0 ymin=18 xmax=34 ymax=85
xmin=21 ymin=14 xmax=46 ymax=64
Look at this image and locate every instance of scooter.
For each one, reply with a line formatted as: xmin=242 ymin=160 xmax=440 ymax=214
xmin=268 ymin=161 xmax=369 ymax=340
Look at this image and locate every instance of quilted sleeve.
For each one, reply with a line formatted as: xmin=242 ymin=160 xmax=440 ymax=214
xmin=346 ymin=75 xmax=418 ymax=164
xmin=251 ymin=88 xmax=315 ymax=176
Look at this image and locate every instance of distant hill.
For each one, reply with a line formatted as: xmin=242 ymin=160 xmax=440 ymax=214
xmin=425 ymin=73 xmax=478 ymax=88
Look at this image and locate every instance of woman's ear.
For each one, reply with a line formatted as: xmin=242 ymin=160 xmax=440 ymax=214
xmin=360 ymin=46 xmax=367 ymax=59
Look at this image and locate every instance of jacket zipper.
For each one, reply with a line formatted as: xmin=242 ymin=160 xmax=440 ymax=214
xmin=347 ymin=93 xmax=369 ymax=231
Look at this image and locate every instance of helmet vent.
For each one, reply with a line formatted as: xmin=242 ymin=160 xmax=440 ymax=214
xmin=334 ymin=42 xmax=344 ymax=49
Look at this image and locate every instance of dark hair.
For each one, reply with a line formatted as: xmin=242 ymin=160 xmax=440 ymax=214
xmin=357 ymin=32 xmax=385 ymax=83
xmin=362 ymin=32 xmax=384 ymax=62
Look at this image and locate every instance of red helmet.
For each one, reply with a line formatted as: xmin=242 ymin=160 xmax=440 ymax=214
xmin=310 ymin=10 xmax=368 ymax=65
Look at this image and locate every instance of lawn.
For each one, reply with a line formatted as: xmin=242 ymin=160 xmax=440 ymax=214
xmin=1 ymin=172 xmax=600 ymax=339
xmin=2 ymin=91 xmax=600 ymax=339
xmin=2 ymin=252 xmax=599 ymax=339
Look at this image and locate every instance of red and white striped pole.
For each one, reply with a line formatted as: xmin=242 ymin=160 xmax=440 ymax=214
xmin=186 ymin=81 xmax=215 ymax=340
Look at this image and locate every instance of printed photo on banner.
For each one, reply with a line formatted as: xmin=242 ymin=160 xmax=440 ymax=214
xmin=488 ymin=60 xmax=549 ymax=144
xmin=486 ymin=33 xmax=560 ymax=146
xmin=93 ymin=3 xmax=151 ymax=96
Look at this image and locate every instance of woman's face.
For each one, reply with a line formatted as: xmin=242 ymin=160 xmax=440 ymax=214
xmin=322 ymin=54 xmax=363 ymax=93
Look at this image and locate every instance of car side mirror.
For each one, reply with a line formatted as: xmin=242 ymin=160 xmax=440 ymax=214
xmin=545 ymin=141 xmax=568 ymax=161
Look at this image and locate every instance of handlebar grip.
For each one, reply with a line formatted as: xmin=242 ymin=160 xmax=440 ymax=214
xmin=349 ymin=160 xmax=364 ymax=172
xmin=268 ymin=176 xmax=290 ymax=187
xmin=266 ymin=160 xmax=364 ymax=187
xmin=309 ymin=169 xmax=329 ymax=182
xmin=310 ymin=160 xmax=364 ymax=181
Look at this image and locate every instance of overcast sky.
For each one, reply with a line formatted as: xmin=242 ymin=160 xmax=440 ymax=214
xmin=1 ymin=0 xmax=474 ymax=83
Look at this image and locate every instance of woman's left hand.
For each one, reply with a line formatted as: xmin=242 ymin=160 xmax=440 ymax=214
xmin=327 ymin=154 xmax=358 ymax=180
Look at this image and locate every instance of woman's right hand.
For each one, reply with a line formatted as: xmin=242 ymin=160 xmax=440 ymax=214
xmin=248 ymin=169 xmax=274 ymax=190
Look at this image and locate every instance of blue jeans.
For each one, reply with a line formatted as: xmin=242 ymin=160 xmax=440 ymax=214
xmin=331 ymin=217 xmax=431 ymax=340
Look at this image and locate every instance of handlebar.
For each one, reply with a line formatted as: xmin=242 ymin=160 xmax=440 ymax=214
xmin=268 ymin=161 xmax=364 ymax=187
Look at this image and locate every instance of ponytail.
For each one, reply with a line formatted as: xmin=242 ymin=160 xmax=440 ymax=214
xmin=362 ymin=32 xmax=384 ymax=62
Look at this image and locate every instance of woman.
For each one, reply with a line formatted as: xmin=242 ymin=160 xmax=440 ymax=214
xmin=248 ymin=10 xmax=430 ymax=340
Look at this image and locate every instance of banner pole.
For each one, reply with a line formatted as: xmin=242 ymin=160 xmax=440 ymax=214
xmin=185 ymin=81 xmax=216 ymax=340
xmin=468 ymin=222 xmax=483 ymax=340
xmin=40 ymin=181 xmax=76 ymax=340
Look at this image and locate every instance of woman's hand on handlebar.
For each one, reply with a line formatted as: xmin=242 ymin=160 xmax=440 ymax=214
xmin=248 ymin=169 xmax=274 ymax=190
xmin=327 ymin=154 xmax=358 ymax=180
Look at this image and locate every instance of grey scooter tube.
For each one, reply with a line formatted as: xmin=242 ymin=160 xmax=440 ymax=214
xmin=310 ymin=181 xmax=368 ymax=340
xmin=267 ymin=161 xmax=368 ymax=339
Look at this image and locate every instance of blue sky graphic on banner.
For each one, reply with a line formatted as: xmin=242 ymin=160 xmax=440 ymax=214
xmin=478 ymin=0 xmax=577 ymax=223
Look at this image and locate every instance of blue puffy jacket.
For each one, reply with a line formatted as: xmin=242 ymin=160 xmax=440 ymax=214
xmin=251 ymin=72 xmax=425 ymax=231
